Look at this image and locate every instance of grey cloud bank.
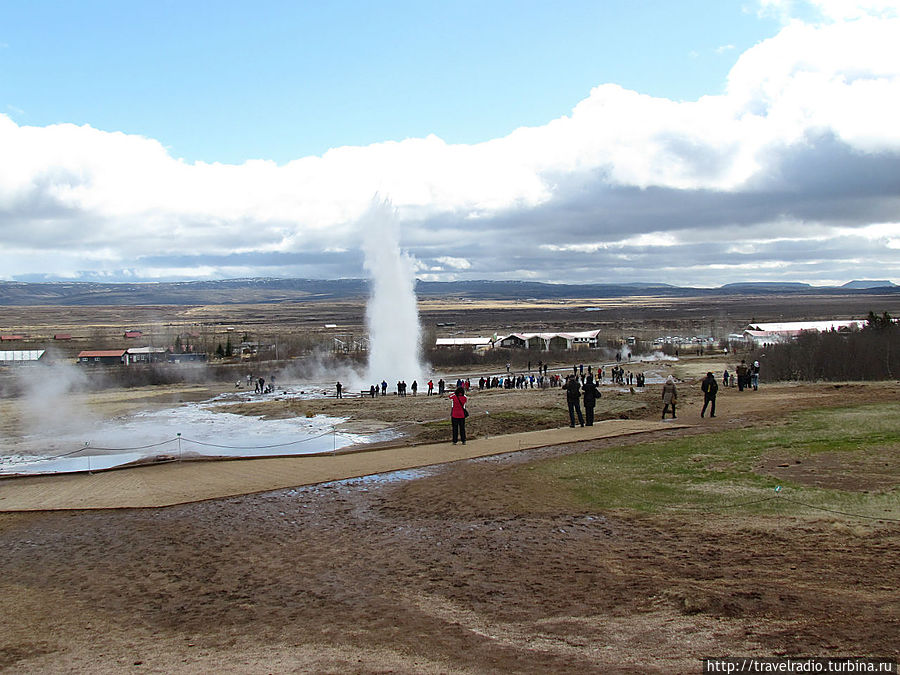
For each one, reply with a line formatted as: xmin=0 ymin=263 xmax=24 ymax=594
xmin=0 ymin=3 xmax=898 ymax=287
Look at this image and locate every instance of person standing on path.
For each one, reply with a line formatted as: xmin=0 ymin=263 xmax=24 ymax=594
xmin=662 ymin=375 xmax=678 ymax=420
xmin=736 ymin=360 xmax=748 ymax=391
xmin=700 ymin=371 xmax=718 ymax=418
xmin=564 ymin=374 xmax=584 ymax=427
xmin=336 ymin=381 xmax=342 ymax=399
xmin=582 ymin=376 xmax=601 ymax=426
xmin=449 ymin=386 xmax=468 ymax=445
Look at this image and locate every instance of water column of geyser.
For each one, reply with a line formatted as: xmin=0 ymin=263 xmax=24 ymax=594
xmin=360 ymin=199 xmax=426 ymax=388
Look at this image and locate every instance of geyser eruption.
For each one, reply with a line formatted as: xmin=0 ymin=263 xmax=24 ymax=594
xmin=360 ymin=198 xmax=426 ymax=388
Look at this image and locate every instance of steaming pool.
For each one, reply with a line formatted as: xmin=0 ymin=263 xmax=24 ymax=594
xmin=0 ymin=385 xmax=398 ymax=477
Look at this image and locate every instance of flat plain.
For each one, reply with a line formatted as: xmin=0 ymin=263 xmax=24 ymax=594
xmin=0 ymin=294 xmax=898 ymax=673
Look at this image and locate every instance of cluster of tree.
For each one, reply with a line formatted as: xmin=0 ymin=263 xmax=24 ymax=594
xmin=750 ymin=312 xmax=898 ymax=381
xmin=214 ymin=338 xmax=234 ymax=358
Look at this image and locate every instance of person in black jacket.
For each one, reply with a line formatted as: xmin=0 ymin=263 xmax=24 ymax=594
xmin=564 ymin=374 xmax=584 ymax=427
xmin=700 ymin=371 xmax=718 ymax=418
xmin=736 ymin=360 xmax=748 ymax=391
xmin=582 ymin=376 xmax=601 ymax=426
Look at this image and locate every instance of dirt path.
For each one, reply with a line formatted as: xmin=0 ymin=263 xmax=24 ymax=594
xmin=0 ymin=420 xmax=684 ymax=511
xmin=0 ymin=380 xmax=897 ymax=673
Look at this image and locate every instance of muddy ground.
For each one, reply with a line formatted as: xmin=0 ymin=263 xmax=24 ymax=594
xmin=1 ymin=369 xmax=898 ymax=673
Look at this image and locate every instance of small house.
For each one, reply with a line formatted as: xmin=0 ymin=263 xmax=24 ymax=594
xmin=167 ymin=352 xmax=207 ymax=363
xmin=125 ymin=347 xmax=168 ymax=364
xmin=77 ymin=349 xmax=127 ymax=366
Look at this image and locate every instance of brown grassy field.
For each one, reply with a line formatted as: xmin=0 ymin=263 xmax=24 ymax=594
xmin=2 ymin=292 xmax=898 ymax=358
xmin=1 ymin=296 xmax=898 ymax=673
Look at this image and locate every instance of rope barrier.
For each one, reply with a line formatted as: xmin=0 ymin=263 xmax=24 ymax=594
xmin=667 ymin=495 xmax=782 ymax=511
xmin=23 ymin=437 xmax=180 ymax=461
xmin=3 ymin=410 xmax=468 ymax=463
xmin=775 ymin=495 xmax=900 ymax=523
xmin=69 ymin=439 xmax=180 ymax=453
xmin=179 ymin=430 xmax=335 ymax=450
xmin=3 ymin=428 xmax=342 ymax=463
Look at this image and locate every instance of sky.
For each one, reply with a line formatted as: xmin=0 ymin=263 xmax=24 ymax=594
xmin=1 ymin=0 xmax=899 ymax=287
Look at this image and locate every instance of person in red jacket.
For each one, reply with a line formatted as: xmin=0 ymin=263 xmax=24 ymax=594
xmin=449 ymin=386 xmax=468 ymax=445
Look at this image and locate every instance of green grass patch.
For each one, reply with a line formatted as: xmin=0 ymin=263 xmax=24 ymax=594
xmin=527 ymin=402 xmax=900 ymax=519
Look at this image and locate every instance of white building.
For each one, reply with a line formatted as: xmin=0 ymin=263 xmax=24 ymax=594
xmin=742 ymin=320 xmax=864 ymax=345
xmin=435 ymin=337 xmax=494 ymax=349
xmin=499 ymin=330 xmax=601 ymax=350
xmin=0 ymin=349 xmax=46 ymax=364
xmin=437 ymin=330 xmax=602 ymax=351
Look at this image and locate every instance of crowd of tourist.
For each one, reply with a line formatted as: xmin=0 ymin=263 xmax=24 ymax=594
xmin=259 ymin=354 xmax=764 ymax=441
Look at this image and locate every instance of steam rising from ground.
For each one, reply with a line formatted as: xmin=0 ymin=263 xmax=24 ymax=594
xmin=359 ymin=199 xmax=426 ymax=389
xmin=642 ymin=351 xmax=678 ymax=362
xmin=15 ymin=361 xmax=98 ymax=440
xmin=276 ymin=349 xmax=363 ymax=391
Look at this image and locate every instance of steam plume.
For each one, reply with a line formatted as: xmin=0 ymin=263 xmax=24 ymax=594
xmin=359 ymin=198 xmax=426 ymax=388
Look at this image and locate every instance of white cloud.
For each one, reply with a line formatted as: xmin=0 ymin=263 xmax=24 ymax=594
xmin=759 ymin=0 xmax=899 ymax=22
xmin=1 ymin=0 xmax=899 ymax=285
xmin=617 ymin=233 xmax=681 ymax=248
xmin=434 ymin=256 xmax=472 ymax=270
xmin=542 ymin=232 xmax=680 ymax=253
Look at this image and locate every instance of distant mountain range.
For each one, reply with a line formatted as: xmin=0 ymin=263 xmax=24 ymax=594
xmin=0 ymin=278 xmax=895 ymax=306
xmin=840 ymin=280 xmax=897 ymax=289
